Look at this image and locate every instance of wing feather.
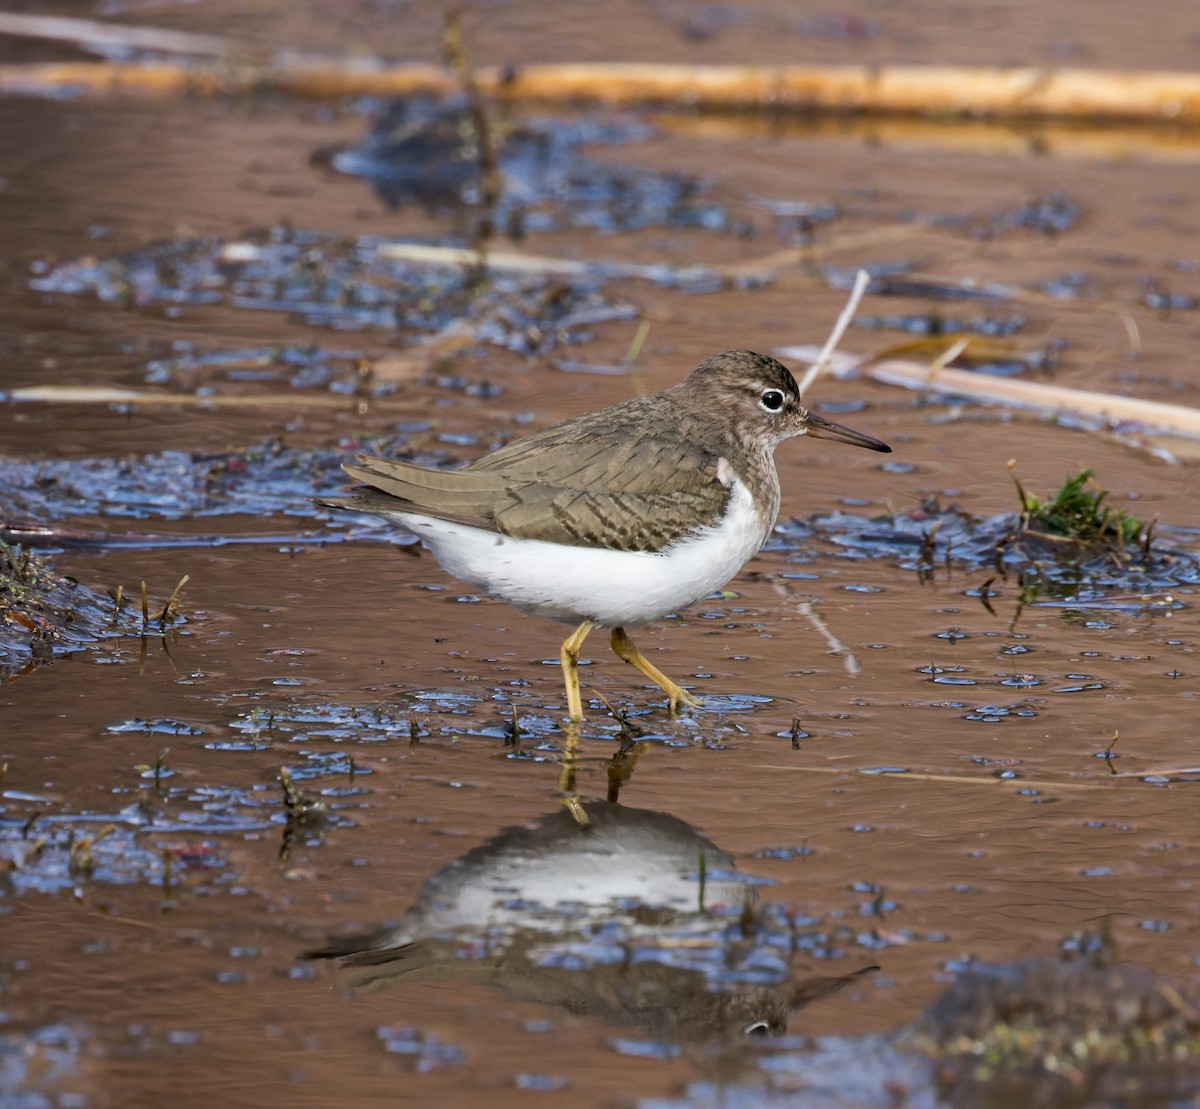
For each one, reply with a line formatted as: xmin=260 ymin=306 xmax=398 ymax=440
xmin=331 ymin=400 xmax=733 ymax=552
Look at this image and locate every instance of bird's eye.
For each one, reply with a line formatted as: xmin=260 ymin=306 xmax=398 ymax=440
xmin=759 ymin=389 xmax=786 ymax=412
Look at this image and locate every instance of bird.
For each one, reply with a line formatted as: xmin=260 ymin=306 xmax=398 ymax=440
xmin=325 ymin=349 xmax=890 ymax=720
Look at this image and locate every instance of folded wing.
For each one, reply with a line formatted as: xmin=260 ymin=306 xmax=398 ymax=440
xmin=334 ymin=422 xmax=730 ymax=552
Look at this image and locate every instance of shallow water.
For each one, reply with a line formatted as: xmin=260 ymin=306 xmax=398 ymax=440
xmin=3 ymin=2 xmax=1200 ymax=1106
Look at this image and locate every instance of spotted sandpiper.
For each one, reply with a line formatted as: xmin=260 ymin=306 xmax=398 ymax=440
xmin=327 ymin=350 xmax=890 ymax=720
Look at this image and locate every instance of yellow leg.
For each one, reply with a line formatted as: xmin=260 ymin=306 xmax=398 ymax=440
xmin=559 ymin=618 xmax=595 ymax=722
xmin=610 ymin=626 xmax=703 ymax=714
xmin=557 ymin=721 xmax=591 ymax=828
xmin=557 ymin=720 xmax=581 ymax=793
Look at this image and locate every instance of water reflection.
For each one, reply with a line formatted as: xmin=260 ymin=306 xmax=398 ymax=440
xmin=323 ymin=94 xmax=727 ymax=236
xmin=304 ymin=799 xmax=874 ymax=1042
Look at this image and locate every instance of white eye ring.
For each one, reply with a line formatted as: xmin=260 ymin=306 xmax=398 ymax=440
xmin=759 ymin=389 xmax=786 ymax=412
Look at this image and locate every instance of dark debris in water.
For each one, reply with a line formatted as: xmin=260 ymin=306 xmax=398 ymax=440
xmin=1037 ymin=270 xmax=1103 ymax=300
xmin=0 ymin=540 xmax=153 ymax=671
xmin=0 ymin=798 xmax=245 ymax=897
xmin=219 ymin=685 xmax=761 ymax=762
xmin=851 ymin=311 xmax=1031 ymax=338
xmin=375 ymin=1024 xmax=465 ymax=1072
xmin=30 ymin=225 xmax=638 ymax=354
xmin=651 ymin=942 xmax=1200 ymax=1107
xmin=0 ymin=761 xmax=353 ymax=895
xmin=0 ymin=820 xmax=170 ymax=896
xmin=0 ymin=435 xmax=415 ymax=529
xmin=143 ymin=342 xmax=390 ymax=398
xmin=327 ymin=95 xmax=727 ymax=236
xmin=910 ymin=943 xmax=1200 ymax=1105
xmin=824 ymin=262 xmax=1016 ymax=302
xmin=934 ymin=192 xmax=1082 ymax=239
xmin=0 ymin=1022 xmax=88 ymax=1106
xmin=790 ymin=498 xmax=1200 ymax=606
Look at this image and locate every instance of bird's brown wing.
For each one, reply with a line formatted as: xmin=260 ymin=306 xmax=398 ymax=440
xmin=493 ymin=481 xmax=728 ymax=551
xmin=336 ymin=457 xmax=512 ymax=529
xmin=468 ymin=398 xmax=720 ymax=498
xmin=478 ymin=421 xmax=731 ymax=549
xmin=336 ymin=419 xmax=730 ymax=552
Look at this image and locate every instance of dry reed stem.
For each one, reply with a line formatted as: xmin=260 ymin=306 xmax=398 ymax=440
xmin=487 ymin=63 xmax=1200 ymax=123
xmin=794 ymin=269 xmax=870 ymax=396
xmin=2 ymin=52 xmax=1200 ymax=124
xmin=0 ymin=12 xmax=231 ymax=57
xmin=374 ymin=240 xmax=714 ymax=282
xmin=6 ymin=385 xmax=354 ymax=408
xmin=776 ymin=346 xmax=1200 ymax=442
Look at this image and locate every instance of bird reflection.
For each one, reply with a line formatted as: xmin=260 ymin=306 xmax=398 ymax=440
xmin=303 ymin=799 xmax=874 ymax=1041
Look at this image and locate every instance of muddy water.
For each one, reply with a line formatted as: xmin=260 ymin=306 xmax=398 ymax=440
xmin=3 ymin=2 xmax=1200 ymax=1106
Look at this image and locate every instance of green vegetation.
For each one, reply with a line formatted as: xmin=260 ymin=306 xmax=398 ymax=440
xmin=1008 ymin=463 xmax=1150 ymax=551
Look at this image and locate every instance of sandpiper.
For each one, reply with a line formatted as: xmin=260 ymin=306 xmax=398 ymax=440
xmin=327 ymin=349 xmax=890 ymax=719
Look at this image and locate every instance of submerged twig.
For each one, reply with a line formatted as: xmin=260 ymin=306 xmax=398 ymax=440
xmin=1112 ymin=764 xmax=1200 ymax=780
xmin=108 ymin=583 xmax=125 ymax=625
xmin=764 ymin=765 xmax=1099 ymax=790
xmin=68 ymin=824 xmax=116 ymax=877
xmin=155 ymin=575 xmax=190 ymax=626
xmin=1103 ymin=730 xmax=1120 ymax=774
xmin=279 ymin=767 xmax=327 ymax=861
xmin=503 ymin=703 xmax=522 ymax=750
xmin=768 ymin=762 xmax=1200 ymax=788
xmin=774 ymin=589 xmax=862 ymax=677
xmin=974 ymin=576 xmax=999 ymax=617
xmin=280 ymin=768 xmax=325 ymax=821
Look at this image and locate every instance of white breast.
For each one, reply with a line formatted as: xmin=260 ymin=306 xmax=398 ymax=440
xmin=394 ymin=465 xmax=771 ymax=627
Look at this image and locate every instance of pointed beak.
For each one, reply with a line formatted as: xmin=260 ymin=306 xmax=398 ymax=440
xmin=804 ymin=410 xmax=891 ymax=453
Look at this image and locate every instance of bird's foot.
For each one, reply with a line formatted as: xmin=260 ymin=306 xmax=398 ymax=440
xmin=667 ymin=685 xmax=704 ymax=715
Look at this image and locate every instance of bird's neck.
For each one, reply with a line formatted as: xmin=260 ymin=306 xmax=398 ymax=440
xmin=727 ymin=441 xmax=781 ymax=528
